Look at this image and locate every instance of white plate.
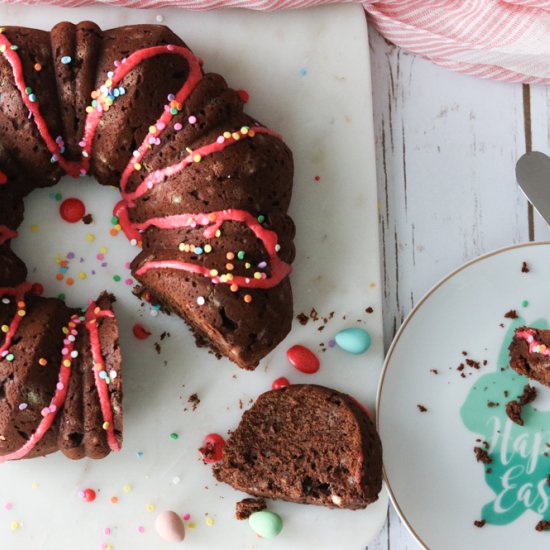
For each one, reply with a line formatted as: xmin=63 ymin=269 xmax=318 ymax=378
xmin=378 ymin=241 xmax=550 ymax=550
xmin=2 ymin=4 xmax=387 ymax=549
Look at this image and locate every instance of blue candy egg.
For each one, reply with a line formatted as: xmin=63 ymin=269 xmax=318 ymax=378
xmin=335 ymin=327 xmax=371 ymax=355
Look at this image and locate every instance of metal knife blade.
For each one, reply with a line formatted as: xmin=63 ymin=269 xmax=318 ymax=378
xmin=516 ymin=151 xmax=550 ymax=226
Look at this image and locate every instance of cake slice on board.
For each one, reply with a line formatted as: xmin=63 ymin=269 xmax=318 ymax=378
xmin=213 ymin=384 xmax=383 ymax=510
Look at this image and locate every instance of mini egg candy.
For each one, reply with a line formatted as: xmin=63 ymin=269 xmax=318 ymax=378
xmin=334 ymin=327 xmax=371 ymax=355
xmin=286 ymin=345 xmax=320 ymax=374
xmin=248 ymin=510 xmax=283 ymax=538
xmin=155 ymin=510 xmax=185 ymax=542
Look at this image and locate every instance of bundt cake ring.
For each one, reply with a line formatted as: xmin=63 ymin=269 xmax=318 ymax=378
xmin=0 ymin=22 xmax=294 ymax=461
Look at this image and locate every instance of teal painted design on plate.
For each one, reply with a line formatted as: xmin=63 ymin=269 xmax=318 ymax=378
xmin=460 ymin=316 xmax=550 ymax=526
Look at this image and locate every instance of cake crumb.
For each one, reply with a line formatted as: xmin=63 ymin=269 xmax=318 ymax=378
xmin=547 ymin=474 xmax=550 ymax=487
xmin=82 ymin=213 xmax=93 ymax=225
xmin=505 ymin=400 xmax=523 ymax=426
xmin=235 ymin=498 xmax=266 ymax=520
xmin=521 ymin=261 xmax=530 ymax=273
xmin=487 ymin=401 xmax=499 ymax=408
xmin=474 ymin=520 xmax=486 ymax=528
xmin=474 ymin=447 xmax=492 ymax=464
xmin=365 ymin=307 xmax=374 ymax=314
xmin=296 ymin=312 xmax=309 ymax=326
xmin=430 ymin=369 xmax=439 ymax=375
xmin=188 ymin=393 xmax=200 ymax=411
xmin=504 ymin=309 xmax=518 ymax=319
xmin=154 ymin=342 xmax=161 ymax=355
xmin=417 ymin=404 xmax=428 ymax=413
xmin=535 ymin=520 xmax=550 ymax=532
xmin=466 ymin=358 xmax=481 ymax=369
xmin=518 ymin=384 xmax=537 ymax=406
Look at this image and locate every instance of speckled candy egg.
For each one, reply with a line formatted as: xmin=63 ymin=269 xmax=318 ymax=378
xmin=335 ymin=327 xmax=371 ymax=355
xmin=248 ymin=510 xmax=283 ymax=538
xmin=155 ymin=510 xmax=185 ymax=542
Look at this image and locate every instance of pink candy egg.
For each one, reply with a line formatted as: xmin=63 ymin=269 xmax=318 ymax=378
xmin=155 ymin=510 xmax=185 ymax=542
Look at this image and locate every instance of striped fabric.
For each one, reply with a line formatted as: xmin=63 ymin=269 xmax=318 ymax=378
xmin=5 ymin=0 xmax=550 ymax=83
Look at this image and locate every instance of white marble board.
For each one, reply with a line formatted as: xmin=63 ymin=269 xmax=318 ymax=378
xmin=1 ymin=4 xmax=386 ymax=549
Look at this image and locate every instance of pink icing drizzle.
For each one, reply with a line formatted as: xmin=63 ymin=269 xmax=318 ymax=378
xmin=515 ymin=328 xmax=550 ymax=357
xmin=0 ymin=289 xmax=120 ymax=461
xmin=121 ymin=126 xmax=278 ymax=203
xmin=85 ymin=305 xmax=120 ymax=452
xmin=0 ymin=226 xmax=17 ymax=246
xmin=134 ymin=209 xmax=291 ymax=288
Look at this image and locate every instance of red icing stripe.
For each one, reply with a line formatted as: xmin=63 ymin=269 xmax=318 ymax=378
xmin=121 ymin=126 xmax=279 ymax=203
xmin=85 ymin=305 xmax=120 ymax=453
xmin=0 ymin=226 xmax=17 ymax=246
xmin=134 ymin=209 xmax=291 ymax=288
xmin=515 ymin=328 xmax=550 ymax=357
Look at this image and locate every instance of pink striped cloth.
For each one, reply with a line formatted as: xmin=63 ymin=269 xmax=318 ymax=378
xmin=7 ymin=0 xmax=550 ymax=84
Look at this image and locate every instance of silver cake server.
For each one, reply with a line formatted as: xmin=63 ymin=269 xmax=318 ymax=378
xmin=516 ymin=151 xmax=550 ymax=225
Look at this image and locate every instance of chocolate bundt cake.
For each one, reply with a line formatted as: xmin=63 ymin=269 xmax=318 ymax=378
xmin=509 ymin=327 xmax=550 ymax=387
xmin=213 ymin=385 xmax=383 ymax=510
xmin=0 ymin=289 xmax=122 ymax=460
xmin=0 ymin=22 xmax=294 ymax=371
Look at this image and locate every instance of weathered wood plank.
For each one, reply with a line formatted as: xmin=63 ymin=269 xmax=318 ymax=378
xmin=369 ymin=24 xmax=537 ymax=549
xmin=527 ymin=84 xmax=550 ymax=241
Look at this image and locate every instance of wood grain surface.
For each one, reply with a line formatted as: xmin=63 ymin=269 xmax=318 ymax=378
xmin=368 ymin=23 xmax=550 ymax=550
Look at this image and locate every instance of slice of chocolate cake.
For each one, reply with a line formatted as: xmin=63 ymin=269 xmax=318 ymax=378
xmin=213 ymin=384 xmax=382 ymax=510
xmin=509 ymin=327 xmax=550 ymax=387
xmin=0 ymin=288 xmax=122 ymax=461
xmin=57 ymin=293 xmax=122 ymax=459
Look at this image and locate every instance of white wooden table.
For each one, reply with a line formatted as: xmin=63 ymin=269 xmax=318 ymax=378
xmin=367 ymin=23 xmax=550 ymax=550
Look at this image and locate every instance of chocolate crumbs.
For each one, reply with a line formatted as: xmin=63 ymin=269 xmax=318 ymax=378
xmin=188 ymin=393 xmax=200 ymax=411
xmin=417 ymin=404 xmax=428 ymax=413
xmin=474 ymin=520 xmax=486 ymax=528
xmin=474 ymin=447 xmax=492 ymax=464
xmin=235 ymin=498 xmax=267 ymax=520
xmin=518 ymin=384 xmax=537 ymax=406
xmin=521 ymin=261 xmax=530 ymax=273
xmin=296 ymin=313 xmax=309 ymax=326
xmin=505 ymin=400 xmax=523 ymax=426
xmin=536 ymin=520 xmax=550 ymax=532
xmin=504 ymin=310 xmax=518 ymax=319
